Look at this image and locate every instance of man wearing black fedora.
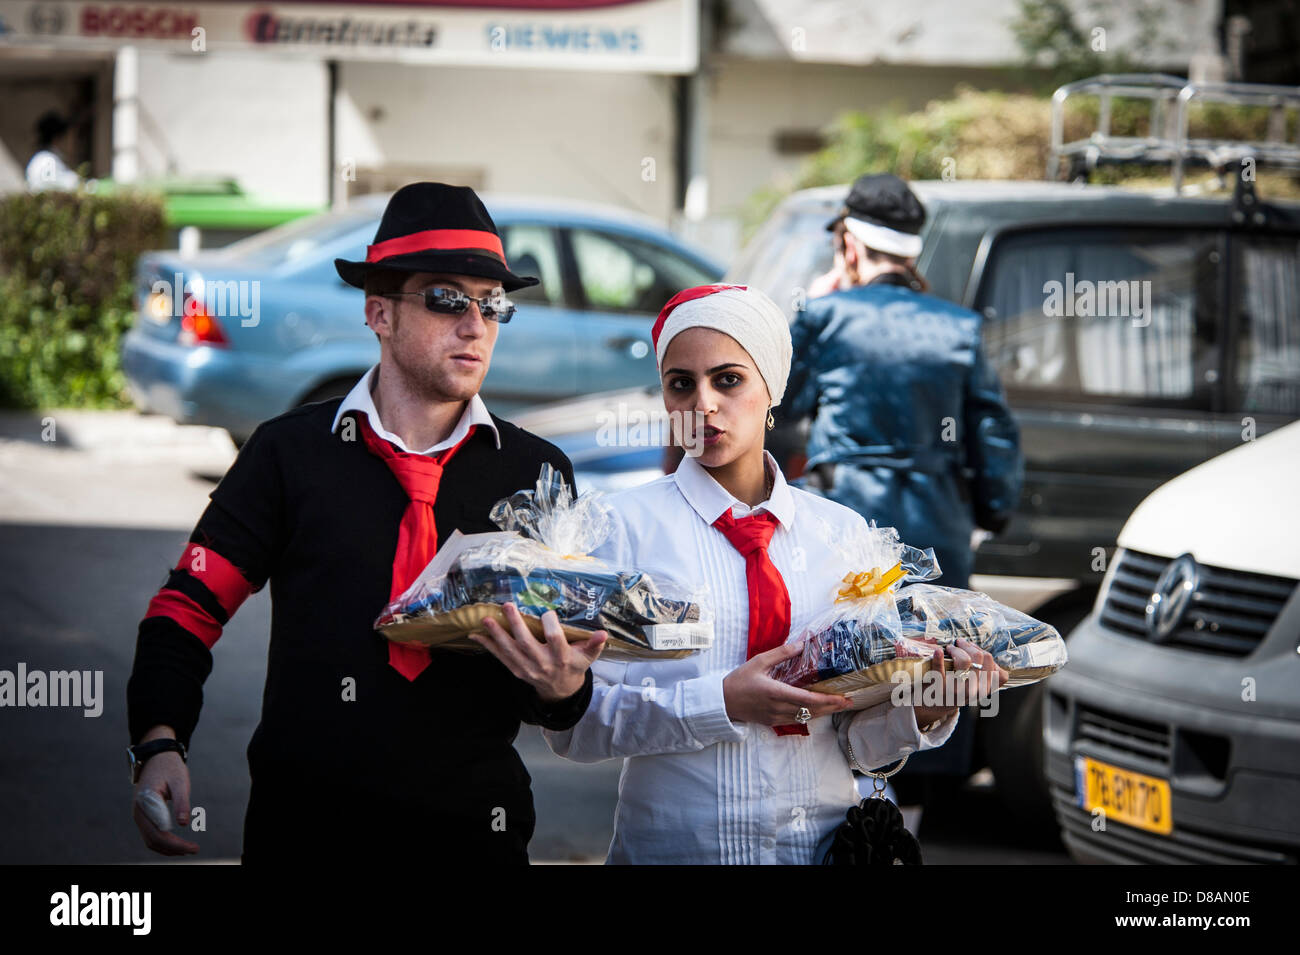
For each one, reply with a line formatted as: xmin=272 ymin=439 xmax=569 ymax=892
xmin=126 ymin=182 xmax=605 ymax=864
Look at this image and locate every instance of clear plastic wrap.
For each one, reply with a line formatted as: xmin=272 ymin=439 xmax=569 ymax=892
xmin=374 ymin=464 xmax=713 ymax=659
xmin=770 ymin=520 xmax=1067 ymax=708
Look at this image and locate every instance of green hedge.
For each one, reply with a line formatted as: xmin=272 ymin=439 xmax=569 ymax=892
xmin=0 ymin=189 xmax=165 ymax=409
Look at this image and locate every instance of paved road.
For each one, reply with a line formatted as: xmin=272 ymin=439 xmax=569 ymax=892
xmin=0 ymin=410 xmax=1069 ymax=864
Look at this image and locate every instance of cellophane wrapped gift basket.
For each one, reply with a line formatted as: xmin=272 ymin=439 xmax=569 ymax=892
xmin=770 ymin=520 xmax=1067 ymax=708
xmin=374 ymin=464 xmax=713 ymax=659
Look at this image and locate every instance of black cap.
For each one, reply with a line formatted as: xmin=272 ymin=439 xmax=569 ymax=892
xmin=825 ymin=173 xmax=926 ymax=235
xmin=334 ymin=182 xmax=539 ymax=292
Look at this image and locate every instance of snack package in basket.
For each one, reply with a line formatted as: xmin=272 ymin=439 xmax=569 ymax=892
xmin=769 ymin=520 xmax=1067 ymax=709
xmin=373 ymin=464 xmax=713 ymax=660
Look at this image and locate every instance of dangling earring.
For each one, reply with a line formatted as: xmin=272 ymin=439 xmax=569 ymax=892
xmin=766 ymin=408 xmax=775 ymax=431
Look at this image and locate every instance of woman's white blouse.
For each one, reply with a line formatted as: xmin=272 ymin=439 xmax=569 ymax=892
xmin=544 ymin=451 xmax=959 ymax=864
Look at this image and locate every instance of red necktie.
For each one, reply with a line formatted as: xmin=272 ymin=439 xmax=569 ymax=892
xmin=712 ymin=509 xmax=806 ymax=737
xmin=356 ymin=411 xmax=474 ymax=681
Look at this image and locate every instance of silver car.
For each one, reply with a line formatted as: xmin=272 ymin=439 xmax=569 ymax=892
xmin=1045 ymin=422 xmax=1300 ymax=863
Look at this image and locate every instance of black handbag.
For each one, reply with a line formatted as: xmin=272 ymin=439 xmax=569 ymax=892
xmin=822 ymin=752 xmax=923 ymax=865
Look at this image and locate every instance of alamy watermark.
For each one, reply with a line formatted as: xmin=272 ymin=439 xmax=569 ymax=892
xmin=1043 ymin=273 xmax=1152 ymax=328
xmin=595 ymin=404 xmax=708 ymax=456
xmin=0 ymin=664 xmax=103 ymax=717
xmin=888 ymin=665 xmax=1001 ymax=717
xmin=49 ymin=885 xmax=151 ymax=935
xmin=150 ymin=273 xmax=261 ymax=328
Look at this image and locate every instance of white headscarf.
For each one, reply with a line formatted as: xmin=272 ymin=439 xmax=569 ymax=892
xmin=651 ymin=284 xmax=793 ymax=406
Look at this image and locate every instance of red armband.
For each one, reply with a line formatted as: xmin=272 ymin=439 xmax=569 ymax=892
xmin=172 ymin=544 xmax=256 ymax=617
xmin=143 ymin=589 xmax=223 ymax=648
xmin=142 ymin=545 xmax=256 ymax=649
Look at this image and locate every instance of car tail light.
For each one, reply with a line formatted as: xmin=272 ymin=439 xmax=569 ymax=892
xmin=178 ymin=302 xmax=229 ymax=346
xmin=144 ymin=289 xmax=172 ymax=324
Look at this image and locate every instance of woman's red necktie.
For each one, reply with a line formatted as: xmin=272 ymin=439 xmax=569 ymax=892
xmin=712 ymin=509 xmax=806 ymax=737
xmin=356 ymin=411 xmax=473 ymax=681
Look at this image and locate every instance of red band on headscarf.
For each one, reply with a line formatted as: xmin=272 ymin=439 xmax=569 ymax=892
xmin=173 ymin=545 xmax=255 ymax=618
xmin=366 ymin=229 xmax=506 ymax=264
xmin=651 ymin=284 xmax=748 ymax=351
xmin=144 ymin=590 xmax=223 ymax=649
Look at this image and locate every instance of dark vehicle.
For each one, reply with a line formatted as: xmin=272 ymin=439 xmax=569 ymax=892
xmin=732 ymin=82 xmax=1300 ymax=821
xmin=736 ymin=177 xmax=1299 ymax=590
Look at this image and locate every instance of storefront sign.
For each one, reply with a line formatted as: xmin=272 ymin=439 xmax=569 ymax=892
xmin=0 ymin=0 xmax=697 ymax=71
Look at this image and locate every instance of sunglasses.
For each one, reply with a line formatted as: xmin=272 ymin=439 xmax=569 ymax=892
xmin=387 ymin=287 xmax=516 ymax=323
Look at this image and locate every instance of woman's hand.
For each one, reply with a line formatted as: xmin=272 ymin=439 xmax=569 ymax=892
xmin=469 ymin=602 xmax=606 ymax=703
xmin=912 ymin=637 xmax=1009 ymax=729
xmin=723 ymin=641 xmax=854 ymax=726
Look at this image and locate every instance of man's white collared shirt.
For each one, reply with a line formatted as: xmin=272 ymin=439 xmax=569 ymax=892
xmin=329 ymin=364 xmax=500 ymax=453
xmin=544 ymin=450 xmax=959 ymax=864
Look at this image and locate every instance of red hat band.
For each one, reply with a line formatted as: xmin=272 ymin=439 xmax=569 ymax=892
xmin=366 ymin=228 xmax=507 ymax=266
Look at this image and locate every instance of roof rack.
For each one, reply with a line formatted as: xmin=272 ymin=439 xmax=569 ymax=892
xmin=1049 ymin=73 xmax=1300 ymax=193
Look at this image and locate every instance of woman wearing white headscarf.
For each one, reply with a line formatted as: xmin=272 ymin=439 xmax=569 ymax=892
xmin=477 ymin=284 xmax=1006 ymax=864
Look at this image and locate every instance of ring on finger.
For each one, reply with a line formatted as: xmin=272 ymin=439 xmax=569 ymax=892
xmin=794 ymin=707 xmax=813 ymax=725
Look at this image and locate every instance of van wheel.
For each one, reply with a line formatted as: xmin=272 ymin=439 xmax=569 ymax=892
xmin=985 ymin=596 xmax=1092 ymax=839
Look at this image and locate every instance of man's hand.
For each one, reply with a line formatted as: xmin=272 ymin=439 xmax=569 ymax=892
xmin=469 ymin=602 xmax=605 ymax=703
xmin=807 ymin=262 xmax=848 ymax=299
xmin=723 ymin=641 xmax=854 ymax=726
xmin=913 ymin=636 xmax=1008 ymax=729
xmin=132 ymin=729 xmax=199 ymax=856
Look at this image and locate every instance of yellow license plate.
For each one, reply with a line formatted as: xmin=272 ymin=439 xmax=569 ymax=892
xmin=1075 ymin=756 xmax=1173 ymax=835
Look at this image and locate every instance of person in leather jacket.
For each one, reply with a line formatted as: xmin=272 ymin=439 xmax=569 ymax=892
xmin=776 ymin=174 xmax=1024 ymax=785
xmin=780 ymin=173 xmax=1022 ymax=591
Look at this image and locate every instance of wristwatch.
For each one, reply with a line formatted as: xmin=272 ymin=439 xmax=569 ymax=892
xmin=127 ymin=738 xmax=187 ymax=784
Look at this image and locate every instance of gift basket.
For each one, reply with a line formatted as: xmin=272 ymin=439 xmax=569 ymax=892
xmin=770 ymin=520 xmax=1067 ymax=708
xmin=374 ymin=464 xmax=713 ymax=659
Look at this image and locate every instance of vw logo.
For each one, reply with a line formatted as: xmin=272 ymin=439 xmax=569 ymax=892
xmin=1145 ymin=553 xmax=1199 ymax=641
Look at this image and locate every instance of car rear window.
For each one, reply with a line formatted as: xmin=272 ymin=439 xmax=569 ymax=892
xmin=974 ymin=227 xmax=1220 ymax=405
xmin=221 ymin=207 xmax=378 ymax=268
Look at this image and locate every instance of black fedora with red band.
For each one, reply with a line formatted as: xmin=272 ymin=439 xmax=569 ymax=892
xmin=334 ymin=182 xmax=539 ymax=292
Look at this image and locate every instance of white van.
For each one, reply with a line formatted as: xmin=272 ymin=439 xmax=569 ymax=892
xmin=1043 ymin=421 xmax=1300 ymax=863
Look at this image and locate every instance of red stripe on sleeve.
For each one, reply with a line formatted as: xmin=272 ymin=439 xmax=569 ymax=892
xmin=174 ymin=545 xmax=255 ymax=617
xmin=144 ymin=590 xmax=223 ymax=649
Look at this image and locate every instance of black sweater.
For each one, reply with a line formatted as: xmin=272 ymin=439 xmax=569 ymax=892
xmin=126 ymin=398 xmax=593 ymax=863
